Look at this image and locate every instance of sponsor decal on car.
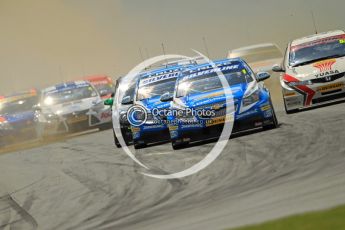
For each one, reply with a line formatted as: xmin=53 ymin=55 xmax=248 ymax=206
xmin=313 ymin=59 xmax=339 ymax=77
xmin=131 ymin=127 xmax=140 ymax=132
xmin=284 ymin=91 xmax=297 ymax=97
xmin=317 ymin=82 xmax=344 ymax=93
xmin=205 ymin=114 xmax=233 ymax=127
xmin=168 ymin=126 xmax=178 ymax=131
xmin=140 ymin=71 xmax=180 ymax=86
xmin=291 ymin=34 xmax=345 ymax=51
xmin=313 ymin=59 xmax=336 ymax=72
xmin=260 ymin=104 xmax=271 ymax=111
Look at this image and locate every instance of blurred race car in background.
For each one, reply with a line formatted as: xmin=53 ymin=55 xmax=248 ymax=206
xmin=84 ymin=75 xmax=115 ymax=101
xmin=228 ymin=43 xmax=282 ymax=73
xmin=35 ymin=80 xmax=111 ymax=137
xmin=0 ymin=89 xmax=39 ymax=146
xmin=273 ymin=30 xmax=345 ymax=113
xmin=167 ymin=58 xmax=278 ymax=149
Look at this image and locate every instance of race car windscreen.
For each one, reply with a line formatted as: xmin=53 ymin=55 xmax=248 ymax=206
xmin=176 ymin=69 xmax=253 ymax=98
xmin=0 ymin=96 xmax=38 ymax=115
xmin=137 ymin=78 xmax=176 ymax=101
xmin=290 ymin=38 xmax=345 ymax=67
xmin=123 ymin=84 xmax=136 ymax=101
xmin=43 ymin=86 xmax=98 ymax=106
xmin=94 ymin=83 xmax=114 ymax=96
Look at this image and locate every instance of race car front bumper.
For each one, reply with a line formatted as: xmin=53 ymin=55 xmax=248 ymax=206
xmin=282 ymin=78 xmax=345 ymax=111
xmin=39 ymin=110 xmax=92 ymax=136
xmin=169 ymin=103 xmax=275 ymax=143
xmin=132 ymin=123 xmax=171 ymax=145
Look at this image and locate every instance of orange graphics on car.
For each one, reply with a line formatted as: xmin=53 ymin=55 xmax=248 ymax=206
xmin=84 ymin=75 xmax=115 ymax=100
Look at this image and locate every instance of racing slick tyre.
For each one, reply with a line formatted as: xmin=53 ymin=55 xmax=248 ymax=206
xmin=114 ymin=136 xmax=122 ymax=148
xmin=134 ymin=140 xmax=147 ymax=149
xmin=172 ymin=140 xmax=189 ymax=150
xmin=263 ymin=99 xmax=279 ymax=130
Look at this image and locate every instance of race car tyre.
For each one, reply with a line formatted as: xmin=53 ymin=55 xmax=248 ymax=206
xmin=263 ymin=99 xmax=279 ymax=130
xmin=134 ymin=140 xmax=147 ymax=149
xmin=172 ymin=140 xmax=188 ymax=150
xmin=114 ymin=136 xmax=122 ymax=148
xmin=113 ymin=129 xmax=132 ymax=148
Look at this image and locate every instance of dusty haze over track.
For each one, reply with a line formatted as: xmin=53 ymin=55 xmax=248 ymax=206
xmin=1 ymin=0 xmax=345 ymax=94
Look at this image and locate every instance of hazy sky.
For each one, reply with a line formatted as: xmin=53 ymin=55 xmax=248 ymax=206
xmin=1 ymin=0 xmax=345 ymax=94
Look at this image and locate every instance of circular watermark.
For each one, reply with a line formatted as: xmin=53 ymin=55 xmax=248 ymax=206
xmin=127 ymin=105 xmax=147 ymax=127
xmin=112 ymin=51 xmax=235 ymax=179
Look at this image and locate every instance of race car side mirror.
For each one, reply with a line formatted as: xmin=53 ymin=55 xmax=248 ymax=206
xmin=256 ymin=72 xmax=271 ymax=82
xmin=104 ymin=98 xmax=114 ymax=106
xmin=121 ymin=96 xmax=133 ymax=105
xmin=160 ymin=92 xmax=173 ymax=102
xmin=272 ymin=64 xmax=284 ymax=73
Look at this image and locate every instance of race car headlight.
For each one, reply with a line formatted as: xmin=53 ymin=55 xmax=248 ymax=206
xmin=242 ymin=90 xmax=260 ymax=107
xmin=285 ymin=80 xmax=312 ymax=87
xmin=119 ymin=111 xmax=129 ymax=124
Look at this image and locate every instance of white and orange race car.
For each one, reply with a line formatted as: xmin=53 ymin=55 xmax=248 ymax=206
xmin=273 ymin=30 xmax=345 ymax=113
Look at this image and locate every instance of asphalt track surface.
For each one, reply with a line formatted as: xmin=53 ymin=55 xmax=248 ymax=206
xmin=1 ymin=81 xmax=345 ymax=229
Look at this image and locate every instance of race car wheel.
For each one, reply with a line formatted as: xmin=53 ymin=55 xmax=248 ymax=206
xmin=134 ymin=140 xmax=147 ymax=149
xmin=172 ymin=140 xmax=188 ymax=150
xmin=263 ymin=99 xmax=279 ymax=130
xmin=113 ymin=129 xmax=132 ymax=148
xmin=114 ymin=137 xmax=122 ymax=148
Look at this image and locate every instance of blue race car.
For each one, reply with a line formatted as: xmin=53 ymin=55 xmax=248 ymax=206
xmin=0 ymin=90 xmax=39 ymax=146
xmin=131 ymin=65 xmax=186 ymax=149
xmin=167 ymin=58 xmax=278 ymax=149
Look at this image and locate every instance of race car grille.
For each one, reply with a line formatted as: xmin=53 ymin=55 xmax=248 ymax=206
xmin=312 ymin=92 xmax=345 ymax=104
xmin=198 ymin=103 xmax=238 ymax=118
xmin=311 ymin=72 xmax=345 ymax=84
xmin=90 ymin=115 xmax=100 ymax=125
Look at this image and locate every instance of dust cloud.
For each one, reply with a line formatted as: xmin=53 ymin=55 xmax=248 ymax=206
xmin=1 ymin=0 xmax=345 ymax=94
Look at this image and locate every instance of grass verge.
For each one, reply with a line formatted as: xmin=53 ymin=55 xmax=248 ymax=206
xmin=230 ymin=205 xmax=345 ymax=230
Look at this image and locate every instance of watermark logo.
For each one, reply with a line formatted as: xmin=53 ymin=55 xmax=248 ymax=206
xmin=127 ymin=105 xmax=148 ymax=127
xmin=112 ymin=51 xmax=235 ymax=179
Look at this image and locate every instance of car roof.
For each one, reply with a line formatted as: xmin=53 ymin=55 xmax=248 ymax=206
xmin=0 ymin=89 xmax=38 ymax=103
xmin=230 ymin=43 xmax=280 ymax=54
xmin=1 ymin=89 xmax=37 ymax=99
xmin=291 ymin=30 xmax=345 ymax=46
xmin=84 ymin=75 xmax=112 ymax=81
xmin=140 ymin=64 xmax=186 ymax=80
xmin=183 ymin=58 xmax=244 ymax=72
xmin=42 ymin=80 xmax=90 ymax=93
